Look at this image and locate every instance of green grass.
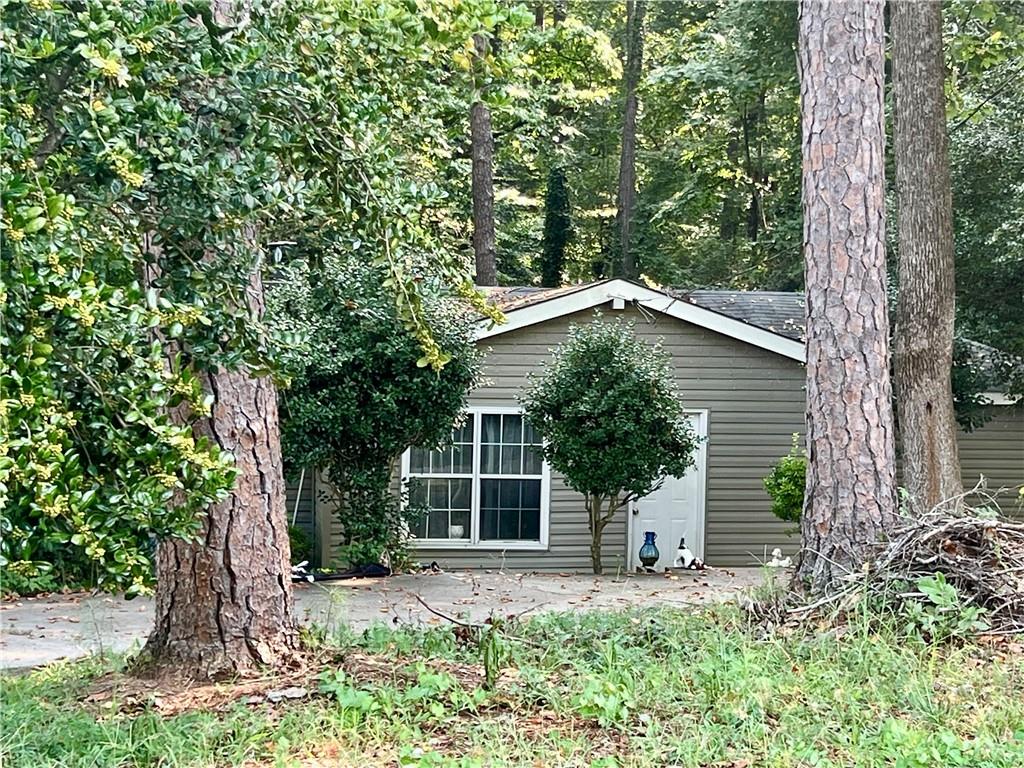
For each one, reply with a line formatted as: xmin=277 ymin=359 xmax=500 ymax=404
xmin=3 ymin=606 xmax=1024 ymax=767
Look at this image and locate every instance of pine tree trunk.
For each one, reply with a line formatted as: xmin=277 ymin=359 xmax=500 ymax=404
xmin=616 ymin=0 xmax=645 ymax=280
xmin=892 ymin=0 xmax=962 ymax=514
xmin=471 ymin=33 xmax=497 ymax=287
xmin=143 ymin=272 xmax=295 ymax=679
xmin=796 ymin=0 xmax=897 ymax=592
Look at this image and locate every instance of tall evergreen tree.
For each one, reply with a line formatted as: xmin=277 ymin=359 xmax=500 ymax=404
xmin=541 ymin=167 xmax=572 ymax=287
xmin=797 ymin=0 xmax=897 ymax=592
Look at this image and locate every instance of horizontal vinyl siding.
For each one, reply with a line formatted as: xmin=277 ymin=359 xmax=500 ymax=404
xmin=958 ymin=406 xmax=1024 ymax=514
xmin=326 ymin=301 xmax=1023 ymax=570
xmin=414 ymin=304 xmax=804 ymax=570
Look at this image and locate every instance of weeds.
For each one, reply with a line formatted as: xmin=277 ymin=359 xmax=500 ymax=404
xmin=3 ymin=606 xmax=1024 ymax=767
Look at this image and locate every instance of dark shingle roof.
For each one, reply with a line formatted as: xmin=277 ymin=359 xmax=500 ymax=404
xmin=677 ymin=289 xmax=806 ymax=341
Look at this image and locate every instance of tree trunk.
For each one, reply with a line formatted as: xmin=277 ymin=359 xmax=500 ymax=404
xmin=796 ymin=0 xmax=897 ymax=592
xmin=892 ymin=0 xmax=962 ymax=514
xmin=588 ymin=496 xmax=604 ymax=575
xmin=471 ymin=34 xmax=498 ymax=287
xmin=141 ymin=267 xmax=294 ymax=679
xmin=616 ymin=0 xmax=645 ymax=279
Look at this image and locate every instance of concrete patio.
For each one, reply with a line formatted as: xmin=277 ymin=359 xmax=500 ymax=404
xmin=0 ymin=567 xmax=764 ymax=670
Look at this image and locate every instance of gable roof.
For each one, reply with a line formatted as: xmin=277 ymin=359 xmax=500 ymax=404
xmin=477 ymin=279 xmax=806 ymax=362
xmin=476 ymin=279 xmax=1019 ymax=406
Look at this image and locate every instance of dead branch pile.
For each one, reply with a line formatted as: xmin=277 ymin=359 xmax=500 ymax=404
xmin=869 ymin=512 xmax=1024 ymax=633
xmin=789 ymin=510 xmax=1024 ymax=635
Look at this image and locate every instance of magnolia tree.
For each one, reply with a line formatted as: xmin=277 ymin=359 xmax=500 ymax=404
xmin=521 ymin=317 xmax=699 ymax=574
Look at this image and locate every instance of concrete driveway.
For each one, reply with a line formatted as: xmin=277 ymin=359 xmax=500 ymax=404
xmin=0 ymin=568 xmax=763 ymax=670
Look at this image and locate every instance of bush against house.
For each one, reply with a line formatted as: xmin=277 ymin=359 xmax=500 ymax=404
xmin=268 ymin=255 xmax=481 ymax=568
xmin=763 ymin=434 xmax=806 ymax=526
xmin=521 ymin=316 xmax=699 ymax=574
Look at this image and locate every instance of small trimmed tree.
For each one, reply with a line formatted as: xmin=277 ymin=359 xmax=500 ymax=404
xmin=521 ymin=317 xmax=699 ymax=574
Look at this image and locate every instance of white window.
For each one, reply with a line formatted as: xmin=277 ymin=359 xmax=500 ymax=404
xmin=402 ymin=407 xmax=549 ymax=550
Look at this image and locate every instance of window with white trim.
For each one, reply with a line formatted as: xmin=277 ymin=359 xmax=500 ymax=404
xmin=404 ymin=409 xmax=548 ymax=548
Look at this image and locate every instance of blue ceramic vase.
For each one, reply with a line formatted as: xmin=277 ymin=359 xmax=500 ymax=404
xmin=639 ymin=531 xmax=660 ymax=568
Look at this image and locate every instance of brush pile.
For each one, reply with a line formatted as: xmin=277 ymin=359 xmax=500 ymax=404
xmin=788 ymin=507 xmax=1024 ymax=635
xmin=870 ymin=511 xmax=1024 ymax=633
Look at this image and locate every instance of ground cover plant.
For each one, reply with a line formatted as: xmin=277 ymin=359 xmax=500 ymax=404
xmin=3 ymin=604 xmax=1023 ymax=768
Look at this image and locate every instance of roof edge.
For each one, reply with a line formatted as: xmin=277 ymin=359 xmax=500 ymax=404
xmin=474 ymin=279 xmax=806 ymax=363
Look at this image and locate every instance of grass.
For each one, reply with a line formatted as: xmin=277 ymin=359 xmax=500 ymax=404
xmin=3 ymin=605 xmax=1024 ymax=767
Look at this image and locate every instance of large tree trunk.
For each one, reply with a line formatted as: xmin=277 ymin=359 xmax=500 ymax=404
xmin=144 ymin=272 xmax=295 ymax=679
xmin=796 ymin=0 xmax=897 ymax=592
xmin=616 ymin=0 xmax=645 ymax=279
xmin=892 ymin=0 xmax=962 ymax=514
xmin=471 ymin=33 xmax=497 ymax=287
xmin=540 ymin=1 xmax=571 ymax=288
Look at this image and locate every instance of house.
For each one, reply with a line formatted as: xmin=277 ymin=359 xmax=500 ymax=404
xmin=290 ymin=279 xmax=1024 ymax=571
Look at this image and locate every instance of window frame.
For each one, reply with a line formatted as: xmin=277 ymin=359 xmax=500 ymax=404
xmin=401 ymin=405 xmax=550 ymax=551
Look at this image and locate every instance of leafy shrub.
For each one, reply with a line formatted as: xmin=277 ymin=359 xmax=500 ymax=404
xmin=269 ymin=256 xmax=480 ymax=569
xmin=521 ymin=316 xmax=700 ymax=574
xmin=288 ymin=525 xmax=313 ymax=566
xmin=763 ymin=434 xmax=806 ymax=524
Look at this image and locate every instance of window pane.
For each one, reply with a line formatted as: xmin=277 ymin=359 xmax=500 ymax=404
xmin=524 ymin=419 xmax=541 ymax=446
xmin=408 ymin=480 xmax=427 ymax=506
xmin=481 ymin=478 xmax=499 ymax=508
xmin=450 ymin=510 xmax=470 ymax=539
xmin=499 ymin=509 xmax=520 ymax=539
xmin=481 ymin=507 xmax=498 ymax=540
xmin=501 ymin=414 xmax=523 ymax=443
xmin=482 ymin=414 xmax=501 ymax=444
xmin=482 ymin=443 xmax=501 ymax=474
xmin=431 ymin=447 xmax=452 ymax=474
xmin=412 ymin=516 xmax=428 ymax=539
xmin=520 ymin=507 xmax=540 ymax=540
xmin=523 ymin=446 xmax=543 ymax=475
xmin=452 ymin=445 xmax=473 ymax=474
xmin=499 ymin=479 xmax=521 ymax=508
xmin=500 ymin=446 xmax=522 ymax=474
xmin=522 ymin=479 xmax=541 ymax=510
xmin=455 ymin=419 xmax=474 ymax=444
xmin=451 ymin=478 xmax=471 ymax=510
xmin=409 ymin=447 xmax=429 ymax=474
xmin=428 ymin=479 xmax=448 ymax=510
xmin=426 ymin=509 xmax=448 ymax=539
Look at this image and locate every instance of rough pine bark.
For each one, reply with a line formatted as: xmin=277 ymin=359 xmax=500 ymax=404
xmin=892 ymin=0 xmax=962 ymax=513
xmin=471 ymin=33 xmax=498 ymax=287
xmin=142 ymin=274 xmax=294 ymax=679
xmin=796 ymin=0 xmax=897 ymax=591
xmin=616 ymin=0 xmax=645 ymax=279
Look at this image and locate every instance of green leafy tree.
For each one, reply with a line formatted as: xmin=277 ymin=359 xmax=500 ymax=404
xmin=521 ymin=316 xmax=698 ymax=574
xmin=268 ymin=255 xmax=481 ymax=568
xmin=540 ymin=167 xmax=572 ymax=286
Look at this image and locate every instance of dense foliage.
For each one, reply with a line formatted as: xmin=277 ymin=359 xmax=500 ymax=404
xmin=763 ymin=435 xmax=806 ymax=525
xmin=0 ymin=0 xmax=503 ymax=592
xmin=268 ymin=256 xmax=481 ymax=568
xmin=521 ymin=317 xmax=698 ymax=573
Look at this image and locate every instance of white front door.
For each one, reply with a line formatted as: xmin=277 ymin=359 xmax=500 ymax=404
xmin=631 ymin=411 xmax=708 ymax=570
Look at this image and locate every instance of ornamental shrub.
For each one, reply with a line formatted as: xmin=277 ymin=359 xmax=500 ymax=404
xmin=763 ymin=434 xmax=806 ymax=524
xmin=520 ymin=316 xmax=699 ymax=574
xmin=268 ymin=255 xmax=480 ymax=568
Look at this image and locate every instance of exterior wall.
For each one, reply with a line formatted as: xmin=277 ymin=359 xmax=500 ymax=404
xmin=413 ymin=303 xmax=807 ymax=570
xmin=958 ymin=406 xmax=1024 ymax=514
xmin=315 ymin=304 xmax=1024 ymax=571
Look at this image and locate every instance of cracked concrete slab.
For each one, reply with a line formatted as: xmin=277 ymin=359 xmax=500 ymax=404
xmin=1 ymin=567 xmax=763 ymax=670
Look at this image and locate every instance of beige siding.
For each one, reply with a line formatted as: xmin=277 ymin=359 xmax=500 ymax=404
xmin=958 ymin=406 xmax=1024 ymax=513
xmin=415 ymin=303 xmax=807 ymax=570
xmin=322 ymin=304 xmax=1024 ymax=570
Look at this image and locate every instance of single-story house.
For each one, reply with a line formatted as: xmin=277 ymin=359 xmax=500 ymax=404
xmin=289 ymin=279 xmax=1024 ymax=571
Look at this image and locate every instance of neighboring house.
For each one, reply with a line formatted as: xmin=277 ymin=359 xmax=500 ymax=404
xmin=293 ymin=279 xmax=1024 ymax=571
